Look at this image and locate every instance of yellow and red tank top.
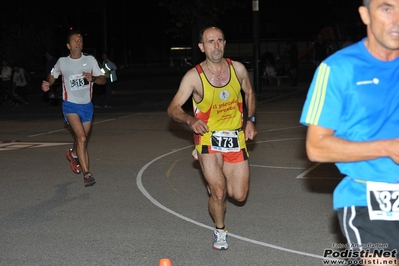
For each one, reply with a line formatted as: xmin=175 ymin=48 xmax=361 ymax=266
xmin=193 ymin=58 xmax=246 ymax=151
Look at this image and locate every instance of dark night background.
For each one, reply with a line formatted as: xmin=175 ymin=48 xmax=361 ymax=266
xmin=0 ymin=0 xmax=365 ymax=75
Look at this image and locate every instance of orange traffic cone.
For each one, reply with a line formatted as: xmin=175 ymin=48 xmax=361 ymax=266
xmin=158 ymin=258 xmax=172 ymax=266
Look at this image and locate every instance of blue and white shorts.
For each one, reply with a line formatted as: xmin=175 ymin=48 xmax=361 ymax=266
xmin=62 ymin=101 xmax=93 ymax=124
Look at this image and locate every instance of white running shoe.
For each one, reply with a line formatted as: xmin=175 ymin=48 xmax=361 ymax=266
xmin=213 ymin=228 xmax=228 ymax=250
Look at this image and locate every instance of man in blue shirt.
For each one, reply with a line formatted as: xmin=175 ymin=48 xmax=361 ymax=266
xmin=300 ymin=1 xmax=399 ymax=265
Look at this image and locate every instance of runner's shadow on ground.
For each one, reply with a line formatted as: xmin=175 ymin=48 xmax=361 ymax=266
xmin=302 ymin=163 xmax=347 ymax=244
xmin=304 ymin=163 xmax=344 ymax=194
xmin=166 ymin=119 xmax=194 ymax=143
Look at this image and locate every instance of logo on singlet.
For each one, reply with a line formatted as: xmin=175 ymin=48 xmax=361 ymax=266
xmin=219 ymin=90 xmax=230 ymax=100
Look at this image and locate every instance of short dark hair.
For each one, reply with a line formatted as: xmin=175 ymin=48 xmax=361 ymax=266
xmin=67 ymin=30 xmax=83 ymax=43
xmin=198 ymin=26 xmax=225 ymax=43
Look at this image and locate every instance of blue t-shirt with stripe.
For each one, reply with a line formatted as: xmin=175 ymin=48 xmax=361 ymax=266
xmin=300 ymin=38 xmax=399 ymax=209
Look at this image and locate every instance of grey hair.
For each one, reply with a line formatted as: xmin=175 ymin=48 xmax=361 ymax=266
xmin=363 ymin=0 xmax=370 ymax=8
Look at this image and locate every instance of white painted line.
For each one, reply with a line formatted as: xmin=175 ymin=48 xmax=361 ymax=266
xmin=93 ymin=118 xmax=117 ymax=124
xmin=29 ymin=129 xmax=67 ymax=137
xmin=250 ymin=164 xmax=306 ymax=170
xmin=0 ymin=141 xmax=70 ymax=151
xmin=136 ymin=145 xmax=330 ymax=261
xmin=247 ymin=137 xmax=305 ymax=145
xmin=28 ymin=113 xmax=143 ymax=138
xmin=295 ymin=163 xmax=321 ymax=179
xmin=116 ymin=113 xmax=143 ymax=119
xmin=303 ymin=177 xmax=342 ymax=180
xmin=260 ymin=126 xmax=304 ymax=133
xmin=93 ymin=113 xmax=143 ymax=125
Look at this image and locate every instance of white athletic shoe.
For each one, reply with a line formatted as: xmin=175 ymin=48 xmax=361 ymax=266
xmin=213 ymin=228 xmax=228 ymax=250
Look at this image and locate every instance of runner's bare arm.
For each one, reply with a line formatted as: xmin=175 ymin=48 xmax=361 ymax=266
xmin=83 ymin=72 xmax=106 ymax=85
xmin=306 ymin=124 xmax=399 ymax=163
xmin=94 ymin=75 xmax=106 ymax=85
xmin=232 ymin=60 xmax=257 ymax=140
xmin=41 ymin=74 xmax=56 ymax=92
xmin=167 ymin=69 xmax=209 ymax=135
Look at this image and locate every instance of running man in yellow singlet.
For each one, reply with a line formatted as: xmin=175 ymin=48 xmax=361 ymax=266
xmin=167 ymin=26 xmax=257 ymax=250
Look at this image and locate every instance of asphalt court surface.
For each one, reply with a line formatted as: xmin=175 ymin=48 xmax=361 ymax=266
xmin=0 ymin=82 xmax=346 ymax=265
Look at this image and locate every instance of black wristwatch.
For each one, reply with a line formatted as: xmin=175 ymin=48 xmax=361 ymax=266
xmin=92 ymin=76 xmax=96 ymax=82
xmin=247 ymin=116 xmax=256 ymax=124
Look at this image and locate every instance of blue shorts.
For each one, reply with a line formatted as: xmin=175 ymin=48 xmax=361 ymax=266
xmin=62 ymin=101 xmax=93 ymax=124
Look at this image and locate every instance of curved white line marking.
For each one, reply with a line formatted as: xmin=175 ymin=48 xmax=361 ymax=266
xmin=247 ymin=137 xmax=305 ymax=144
xmin=136 ymin=140 xmax=329 ymax=261
xmin=260 ymin=126 xmax=304 ymax=133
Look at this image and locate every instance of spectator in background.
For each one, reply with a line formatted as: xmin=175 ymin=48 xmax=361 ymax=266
xmin=313 ymin=34 xmax=328 ymax=67
xmin=286 ymin=41 xmax=299 ymax=87
xmin=1 ymin=59 xmax=13 ymax=102
xmin=260 ymin=51 xmax=276 ymax=85
xmin=45 ymin=51 xmax=57 ymax=75
xmin=99 ymin=52 xmax=117 ymax=108
xmin=13 ymin=64 xmax=30 ymax=104
xmin=262 ymin=59 xmax=277 ymax=85
xmin=44 ymin=51 xmax=59 ymax=102
xmin=341 ymin=35 xmax=354 ymax=49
